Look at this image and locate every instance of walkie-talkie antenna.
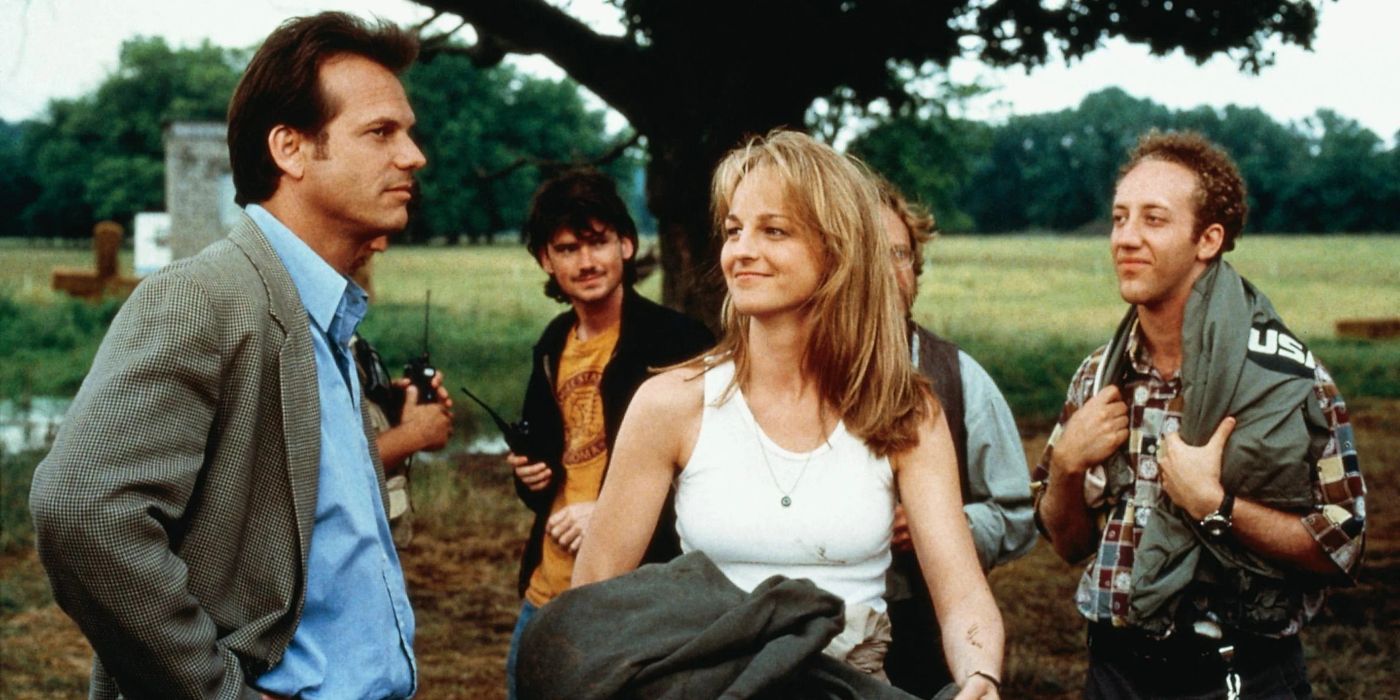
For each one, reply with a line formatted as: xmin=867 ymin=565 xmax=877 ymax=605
xmin=458 ymin=385 xmax=513 ymax=436
xmin=459 ymin=384 xmax=536 ymax=458
xmin=421 ymin=290 xmax=431 ymax=355
xmin=404 ymin=291 xmax=438 ymax=402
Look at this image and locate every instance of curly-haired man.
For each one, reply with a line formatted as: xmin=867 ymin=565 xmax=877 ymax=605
xmin=1033 ymin=131 xmax=1366 ymax=698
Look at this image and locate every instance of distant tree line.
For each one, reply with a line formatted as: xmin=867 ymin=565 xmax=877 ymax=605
xmin=1 ymin=38 xmax=242 ymax=241
xmin=2 ymin=39 xmax=1395 ymax=242
xmin=852 ymin=87 xmax=1400 ymax=234
xmin=0 ymin=37 xmax=641 ymax=243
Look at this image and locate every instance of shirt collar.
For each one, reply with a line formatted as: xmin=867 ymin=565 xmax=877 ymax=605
xmin=1125 ymin=317 xmax=1180 ymax=385
xmin=1124 ymin=317 xmax=1153 ymax=375
xmin=246 ymin=204 xmax=366 ymax=337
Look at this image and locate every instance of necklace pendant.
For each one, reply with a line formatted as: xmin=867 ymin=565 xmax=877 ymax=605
xmin=781 ymin=495 xmax=792 ymax=508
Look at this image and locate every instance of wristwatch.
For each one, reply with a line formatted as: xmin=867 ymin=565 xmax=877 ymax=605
xmin=1200 ymin=492 xmax=1236 ymax=540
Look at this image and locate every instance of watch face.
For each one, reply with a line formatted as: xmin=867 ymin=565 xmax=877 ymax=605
xmin=1202 ymin=514 xmax=1229 ymax=539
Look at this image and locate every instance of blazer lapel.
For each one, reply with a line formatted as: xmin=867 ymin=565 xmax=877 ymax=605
xmin=229 ymin=214 xmax=321 ymax=565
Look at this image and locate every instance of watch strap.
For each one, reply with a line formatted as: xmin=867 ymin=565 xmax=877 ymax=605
xmin=1217 ymin=492 xmax=1236 ymax=520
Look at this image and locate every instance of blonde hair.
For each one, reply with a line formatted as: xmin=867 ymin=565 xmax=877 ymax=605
xmin=699 ymin=129 xmax=931 ymax=456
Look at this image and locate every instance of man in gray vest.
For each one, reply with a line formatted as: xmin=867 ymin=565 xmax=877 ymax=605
xmin=1033 ymin=131 xmax=1366 ymax=698
xmin=877 ymin=180 xmax=1035 ymax=697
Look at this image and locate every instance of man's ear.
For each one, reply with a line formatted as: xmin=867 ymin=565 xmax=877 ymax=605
xmin=1196 ymin=222 xmax=1225 ymax=261
xmin=620 ymin=235 xmax=635 ymax=262
xmin=267 ymin=125 xmax=307 ymax=181
xmin=538 ymin=251 xmax=555 ymax=276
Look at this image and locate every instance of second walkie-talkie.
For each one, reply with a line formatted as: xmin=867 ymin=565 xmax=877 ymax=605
xmin=459 ymin=385 xmax=538 ymax=461
xmin=403 ymin=291 xmax=438 ymax=403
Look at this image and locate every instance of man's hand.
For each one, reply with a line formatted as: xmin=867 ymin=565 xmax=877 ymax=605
xmin=375 ymin=376 xmax=454 ymax=470
xmin=396 ymin=379 xmax=453 ymax=453
xmin=891 ymin=504 xmax=913 ymax=553
xmin=548 ymin=501 xmax=595 ymax=554
xmin=1160 ymin=417 xmax=1236 ymax=520
xmin=1050 ymin=386 xmax=1128 ymax=477
xmin=395 ymin=368 xmax=453 ymax=409
xmin=509 ymin=453 xmax=551 ymax=491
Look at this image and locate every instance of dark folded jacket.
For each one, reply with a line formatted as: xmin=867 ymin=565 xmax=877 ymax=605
xmin=518 ymin=552 xmax=920 ymax=700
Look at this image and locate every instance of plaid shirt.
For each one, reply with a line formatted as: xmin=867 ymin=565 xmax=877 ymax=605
xmin=1032 ymin=328 xmax=1366 ymax=635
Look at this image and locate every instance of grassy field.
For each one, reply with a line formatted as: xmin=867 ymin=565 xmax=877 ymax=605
xmin=917 ymin=234 xmax=1400 ymax=341
xmin=4 ymin=235 xmax=1398 ymax=423
xmin=8 ymin=235 xmax=1398 ymax=336
xmin=1 ymin=236 xmax=1397 ymax=698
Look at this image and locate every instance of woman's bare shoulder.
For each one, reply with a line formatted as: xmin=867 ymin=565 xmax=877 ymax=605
xmin=618 ymin=366 xmax=709 ymax=467
xmin=634 ymin=365 xmax=707 ymax=418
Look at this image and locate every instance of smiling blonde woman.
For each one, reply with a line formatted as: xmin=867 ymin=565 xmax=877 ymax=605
xmin=571 ymin=129 xmax=1004 ymax=699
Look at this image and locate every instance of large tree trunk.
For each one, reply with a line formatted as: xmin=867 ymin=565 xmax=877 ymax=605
xmin=648 ymin=142 xmax=725 ymax=332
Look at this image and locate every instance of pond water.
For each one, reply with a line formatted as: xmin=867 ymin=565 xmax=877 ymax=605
xmin=465 ymin=432 xmax=509 ymax=455
xmin=0 ymin=396 xmax=510 ymax=456
xmin=0 ymin=396 xmax=70 ymax=454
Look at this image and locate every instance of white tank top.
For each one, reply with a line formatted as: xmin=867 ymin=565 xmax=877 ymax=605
xmin=674 ymin=361 xmax=895 ymax=611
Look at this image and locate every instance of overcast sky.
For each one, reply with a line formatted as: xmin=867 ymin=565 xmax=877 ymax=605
xmin=2 ymin=0 xmax=1396 ymax=144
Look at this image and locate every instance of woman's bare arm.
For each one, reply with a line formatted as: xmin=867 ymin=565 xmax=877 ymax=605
xmin=896 ymin=400 xmax=1005 ymax=699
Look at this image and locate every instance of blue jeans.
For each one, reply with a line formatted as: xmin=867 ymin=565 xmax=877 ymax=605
xmin=506 ymin=600 xmax=539 ymax=700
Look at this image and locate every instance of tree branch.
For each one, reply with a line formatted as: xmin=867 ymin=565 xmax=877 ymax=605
xmin=472 ymin=132 xmax=642 ymax=183
xmin=411 ymin=0 xmax=650 ymax=125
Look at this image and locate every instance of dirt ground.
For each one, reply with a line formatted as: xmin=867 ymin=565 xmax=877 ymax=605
xmin=3 ymin=399 xmax=1396 ymax=699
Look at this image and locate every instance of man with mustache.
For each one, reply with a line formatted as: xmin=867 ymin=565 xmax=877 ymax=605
xmin=31 ymin=13 xmax=427 ymax=698
xmin=1033 ymin=131 xmax=1366 ymax=698
xmin=504 ymin=169 xmax=713 ymax=698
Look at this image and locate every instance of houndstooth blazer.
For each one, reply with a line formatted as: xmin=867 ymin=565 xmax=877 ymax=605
xmin=30 ymin=214 xmax=389 ymax=700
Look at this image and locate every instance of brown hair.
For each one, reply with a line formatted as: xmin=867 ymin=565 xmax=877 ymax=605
xmin=699 ymin=130 xmax=930 ymax=457
xmin=227 ymin=12 xmax=418 ymax=206
xmin=874 ymin=176 xmax=938 ymax=279
xmin=1118 ymin=130 xmax=1248 ymax=255
xmin=523 ymin=169 xmax=639 ymax=303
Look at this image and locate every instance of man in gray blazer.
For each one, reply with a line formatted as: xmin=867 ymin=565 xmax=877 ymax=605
xmin=30 ymin=13 xmax=428 ymax=699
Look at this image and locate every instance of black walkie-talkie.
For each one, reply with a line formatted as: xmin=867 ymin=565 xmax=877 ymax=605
xmin=459 ymin=385 xmax=538 ymax=461
xmin=403 ymin=291 xmax=438 ymax=403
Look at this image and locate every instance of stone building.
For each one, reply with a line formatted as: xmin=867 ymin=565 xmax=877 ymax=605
xmin=164 ymin=122 xmax=240 ymax=260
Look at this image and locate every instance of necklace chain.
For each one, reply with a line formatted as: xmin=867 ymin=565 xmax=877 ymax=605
xmin=752 ymin=410 xmax=825 ymax=508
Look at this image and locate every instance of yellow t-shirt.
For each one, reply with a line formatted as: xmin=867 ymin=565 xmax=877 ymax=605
xmin=525 ymin=322 xmax=620 ymax=606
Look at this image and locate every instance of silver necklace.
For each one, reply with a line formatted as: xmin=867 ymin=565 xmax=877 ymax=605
xmin=752 ymin=410 xmax=825 ymax=508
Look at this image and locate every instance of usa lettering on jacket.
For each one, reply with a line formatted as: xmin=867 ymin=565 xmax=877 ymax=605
xmin=1246 ymin=320 xmax=1316 ymax=378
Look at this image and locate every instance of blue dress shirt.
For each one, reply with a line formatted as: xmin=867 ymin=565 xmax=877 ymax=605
xmin=248 ymin=205 xmax=417 ymax=699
